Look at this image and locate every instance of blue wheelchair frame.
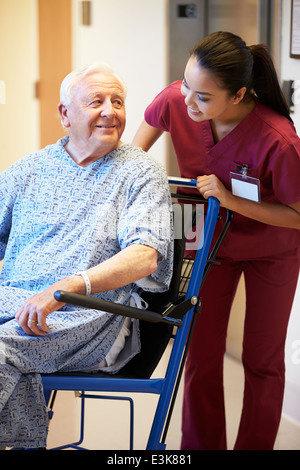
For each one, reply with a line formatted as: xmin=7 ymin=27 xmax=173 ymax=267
xmin=42 ymin=179 xmax=232 ymax=450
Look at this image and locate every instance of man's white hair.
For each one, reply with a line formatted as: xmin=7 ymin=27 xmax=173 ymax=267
xmin=59 ymin=62 xmax=127 ymax=106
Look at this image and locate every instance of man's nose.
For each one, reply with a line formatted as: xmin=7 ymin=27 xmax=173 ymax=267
xmin=101 ymin=99 xmax=116 ymax=117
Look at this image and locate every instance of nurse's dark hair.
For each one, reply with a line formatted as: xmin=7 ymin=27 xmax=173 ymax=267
xmin=191 ymin=31 xmax=293 ymax=122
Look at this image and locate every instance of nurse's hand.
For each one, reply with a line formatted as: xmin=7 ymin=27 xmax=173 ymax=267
xmin=196 ymin=174 xmax=231 ymax=207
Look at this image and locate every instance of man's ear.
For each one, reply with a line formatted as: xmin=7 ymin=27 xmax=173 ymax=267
xmin=58 ymin=102 xmax=70 ymax=128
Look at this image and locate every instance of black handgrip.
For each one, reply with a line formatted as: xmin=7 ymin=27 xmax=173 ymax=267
xmin=54 ymin=290 xmax=185 ymax=326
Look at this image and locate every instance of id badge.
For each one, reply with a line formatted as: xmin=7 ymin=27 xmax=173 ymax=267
xmin=230 ymin=171 xmax=261 ymax=203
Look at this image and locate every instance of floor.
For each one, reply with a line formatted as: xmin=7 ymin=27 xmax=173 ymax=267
xmin=46 ymin=349 xmax=300 ymax=451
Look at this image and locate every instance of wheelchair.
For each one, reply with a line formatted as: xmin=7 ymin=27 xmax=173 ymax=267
xmin=42 ymin=178 xmax=232 ymax=450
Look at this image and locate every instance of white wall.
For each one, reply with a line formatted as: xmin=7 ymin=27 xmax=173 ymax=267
xmin=0 ymin=0 xmax=39 ymax=275
xmin=0 ymin=0 xmax=39 ymax=171
xmin=280 ymin=0 xmax=300 ymax=424
xmin=71 ymin=0 xmax=168 ymax=167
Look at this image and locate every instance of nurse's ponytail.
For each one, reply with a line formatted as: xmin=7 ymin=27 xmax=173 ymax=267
xmin=191 ymin=32 xmax=293 ymax=122
xmin=249 ymin=44 xmax=292 ymax=122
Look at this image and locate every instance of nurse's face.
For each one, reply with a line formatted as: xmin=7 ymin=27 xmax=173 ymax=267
xmin=181 ymin=56 xmax=236 ymax=123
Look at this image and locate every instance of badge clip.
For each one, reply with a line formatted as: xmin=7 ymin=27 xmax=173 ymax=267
xmin=236 ymin=164 xmax=249 ymax=176
xmin=230 ymin=165 xmax=261 ymax=203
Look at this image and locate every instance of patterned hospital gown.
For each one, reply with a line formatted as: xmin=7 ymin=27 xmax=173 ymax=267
xmin=0 ymin=137 xmax=173 ymax=448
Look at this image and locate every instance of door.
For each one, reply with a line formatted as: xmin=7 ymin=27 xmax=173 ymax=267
xmin=38 ymin=0 xmax=72 ymax=148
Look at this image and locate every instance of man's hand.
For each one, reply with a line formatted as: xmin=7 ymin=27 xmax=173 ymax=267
xmin=15 ymin=277 xmax=84 ymax=336
xmin=15 ymin=245 xmax=158 ymax=336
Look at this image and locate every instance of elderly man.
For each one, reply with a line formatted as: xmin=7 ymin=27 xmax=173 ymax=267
xmin=0 ymin=63 xmax=173 ymax=449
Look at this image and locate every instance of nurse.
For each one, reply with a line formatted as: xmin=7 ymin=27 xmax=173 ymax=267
xmin=133 ymin=31 xmax=300 ymax=450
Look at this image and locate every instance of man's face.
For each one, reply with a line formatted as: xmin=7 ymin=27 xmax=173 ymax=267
xmin=60 ymin=71 xmax=126 ymax=164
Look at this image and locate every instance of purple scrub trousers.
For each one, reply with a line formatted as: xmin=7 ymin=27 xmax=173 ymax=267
xmin=181 ymin=249 xmax=300 ymax=450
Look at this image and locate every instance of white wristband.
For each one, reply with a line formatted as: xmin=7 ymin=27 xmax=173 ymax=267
xmin=76 ymin=271 xmax=92 ymax=296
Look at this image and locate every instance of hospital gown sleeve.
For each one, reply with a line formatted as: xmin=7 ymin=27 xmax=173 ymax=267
xmin=0 ymin=163 xmax=22 ymax=260
xmin=117 ymin=162 xmax=174 ymax=292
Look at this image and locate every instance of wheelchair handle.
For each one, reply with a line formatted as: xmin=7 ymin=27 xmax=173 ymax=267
xmin=168 ymin=176 xmax=197 ymax=187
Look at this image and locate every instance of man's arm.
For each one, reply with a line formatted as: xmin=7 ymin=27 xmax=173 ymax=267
xmin=15 ymin=244 xmax=158 ymax=336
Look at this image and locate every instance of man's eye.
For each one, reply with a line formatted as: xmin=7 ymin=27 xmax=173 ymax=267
xmin=89 ymin=100 xmax=101 ymax=107
xmin=113 ymin=100 xmax=123 ymax=108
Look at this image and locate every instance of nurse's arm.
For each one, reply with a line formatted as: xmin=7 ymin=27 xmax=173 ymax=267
xmin=197 ymin=174 xmax=300 ymax=230
xmin=226 ymin=197 xmax=300 ymax=230
xmin=132 ymin=120 xmax=164 ymax=152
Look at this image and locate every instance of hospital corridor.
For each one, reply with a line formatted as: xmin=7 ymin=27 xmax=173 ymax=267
xmin=1 ymin=0 xmax=300 ymax=452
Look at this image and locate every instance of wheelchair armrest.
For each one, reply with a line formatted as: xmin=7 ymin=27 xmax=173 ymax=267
xmin=54 ymin=290 xmax=198 ymax=327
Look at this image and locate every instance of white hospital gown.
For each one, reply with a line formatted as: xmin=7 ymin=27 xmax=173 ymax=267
xmin=0 ymin=137 xmax=173 ymax=448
